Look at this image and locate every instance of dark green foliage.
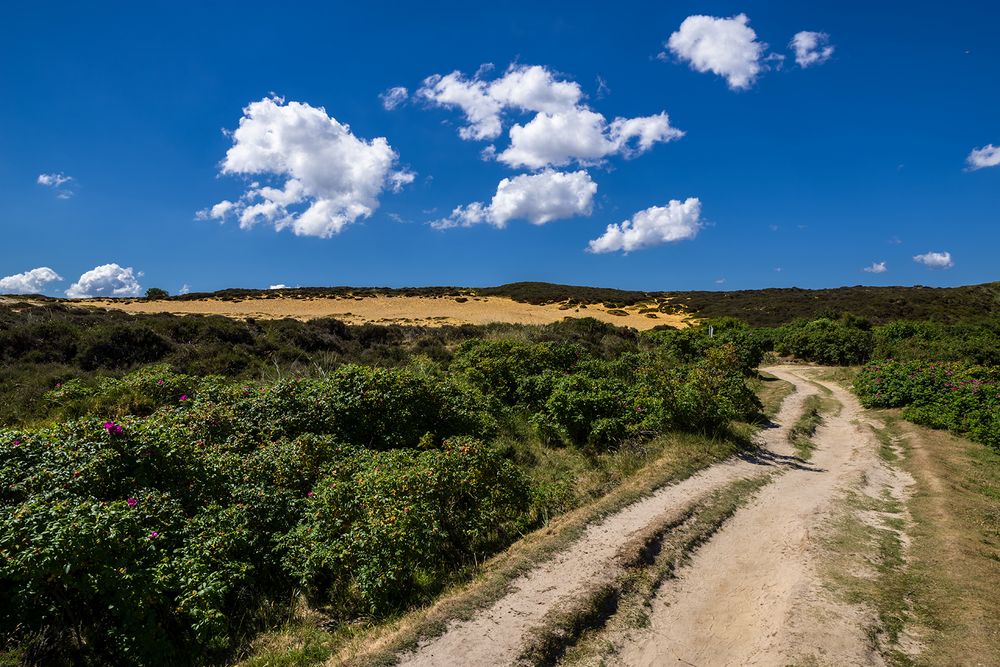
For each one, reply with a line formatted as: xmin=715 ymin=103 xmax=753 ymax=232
xmin=669 ymin=281 xmax=1000 ymax=326
xmin=772 ymin=316 xmax=875 ymax=365
xmin=144 ymin=288 xmax=169 ymax=300
xmin=641 ymin=319 xmax=767 ymax=374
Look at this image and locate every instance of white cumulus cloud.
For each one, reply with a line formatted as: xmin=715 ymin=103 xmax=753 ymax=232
xmin=790 ymin=31 xmax=834 ymax=67
xmin=432 ymin=170 xmax=597 ymax=229
xmin=966 ymin=144 xmax=1000 ymax=170
xmin=199 ymin=96 xmax=414 ymax=238
xmin=380 ymin=86 xmax=409 ymax=110
xmin=913 ymin=251 xmax=954 ymax=269
xmin=588 ymin=197 xmax=703 ymax=253
xmin=0 ymin=267 xmax=63 ymax=294
xmin=418 ymin=64 xmax=682 ymax=168
xmin=664 ymin=14 xmax=767 ymax=90
xmin=863 ymin=261 xmax=887 ymax=273
xmin=66 ymin=263 xmax=142 ymax=298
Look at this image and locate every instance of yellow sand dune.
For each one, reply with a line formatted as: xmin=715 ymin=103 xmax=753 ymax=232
xmin=77 ymin=294 xmax=691 ymax=330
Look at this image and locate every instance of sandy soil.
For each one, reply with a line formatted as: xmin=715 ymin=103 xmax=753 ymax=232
xmin=395 ymin=368 xmax=818 ymax=667
xmin=69 ymin=295 xmax=691 ymax=330
xmin=616 ymin=370 xmax=893 ymax=667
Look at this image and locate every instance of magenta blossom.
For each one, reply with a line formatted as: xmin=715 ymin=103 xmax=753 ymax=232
xmin=179 ymin=394 xmax=189 ymax=402
xmin=103 ymin=421 xmax=124 ymax=435
xmin=126 ymin=497 xmax=138 ymax=507
xmin=12 ymin=439 xmax=21 ymax=447
xmin=157 ymin=379 xmax=165 ymax=386
xmin=149 ymin=531 xmax=159 ymax=540
xmin=307 ymin=491 xmax=315 ymax=498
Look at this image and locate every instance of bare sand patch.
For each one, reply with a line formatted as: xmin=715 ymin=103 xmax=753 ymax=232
xmin=72 ymin=295 xmax=692 ymax=330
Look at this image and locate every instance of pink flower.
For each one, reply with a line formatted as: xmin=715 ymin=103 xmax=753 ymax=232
xmin=149 ymin=531 xmax=159 ymax=540
xmin=126 ymin=497 xmax=137 ymax=507
xmin=103 ymin=421 xmax=124 ymax=435
xmin=179 ymin=394 xmax=189 ymax=402
xmin=307 ymin=491 xmax=315 ymax=498
xmin=12 ymin=439 xmax=21 ymax=447
xmin=157 ymin=379 xmax=165 ymax=386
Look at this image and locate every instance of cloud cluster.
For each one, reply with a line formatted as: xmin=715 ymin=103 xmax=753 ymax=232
xmin=37 ymin=172 xmax=75 ymax=198
xmin=0 ymin=267 xmax=63 ymax=294
xmin=418 ymin=64 xmax=683 ymax=169
xmin=913 ymin=251 xmax=954 ymax=269
xmin=863 ymin=261 xmax=887 ymax=274
xmin=588 ymin=198 xmax=702 ymax=253
xmin=966 ymin=144 xmax=1000 ymax=170
xmin=664 ymin=14 xmax=767 ymax=90
xmin=663 ymin=15 xmax=834 ymax=89
xmin=432 ymin=170 xmax=597 ymax=229
xmin=65 ymin=263 xmax=142 ymax=298
xmin=199 ymin=96 xmax=414 ymax=238
xmin=790 ymin=31 xmax=834 ymax=67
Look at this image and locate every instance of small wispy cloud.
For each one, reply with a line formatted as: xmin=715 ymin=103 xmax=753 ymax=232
xmin=37 ymin=172 xmax=75 ymax=198
xmin=790 ymin=31 xmax=834 ymax=67
xmin=380 ymin=86 xmax=409 ymax=110
xmin=863 ymin=261 xmax=887 ymax=273
xmin=966 ymin=144 xmax=1000 ymax=170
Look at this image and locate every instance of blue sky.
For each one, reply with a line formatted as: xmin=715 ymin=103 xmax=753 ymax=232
xmin=1 ymin=1 xmax=997 ymax=297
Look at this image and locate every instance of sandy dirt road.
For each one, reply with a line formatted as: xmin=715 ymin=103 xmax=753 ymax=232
xmin=396 ymin=368 xmax=831 ymax=666
xmin=615 ymin=368 xmax=900 ymax=667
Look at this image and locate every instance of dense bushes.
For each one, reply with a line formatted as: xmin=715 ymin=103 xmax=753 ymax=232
xmin=0 ymin=318 xmax=761 ymax=665
xmin=0 ymin=398 xmax=520 ymax=663
xmin=282 ymin=439 xmax=527 ymax=615
xmin=765 ymin=315 xmax=1000 ymax=367
xmin=855 ymin=360 xmax=1000 ymax=450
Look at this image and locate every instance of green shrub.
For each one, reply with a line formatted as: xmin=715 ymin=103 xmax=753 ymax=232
xmin=773 ymin=317 xmax=874 ymax=365
xmin=281 ymin=438 xmax=528 ymax=614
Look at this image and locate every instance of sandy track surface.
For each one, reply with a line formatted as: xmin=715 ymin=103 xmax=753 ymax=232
xmin=616 ymin=368 xmax=894 ymax=667
xmin=68 ymin=295 xmax=690 ymax=330
xmin=395 ymin=368 xmax=818 ymax=667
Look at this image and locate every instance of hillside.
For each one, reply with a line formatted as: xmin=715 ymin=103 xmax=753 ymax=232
xmin=18 ymin=279 xmax=999 ymax=327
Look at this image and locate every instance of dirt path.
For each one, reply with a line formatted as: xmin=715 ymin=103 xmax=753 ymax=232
xmin=396 ymin=368 xmax=819 ymax=667
xmin=615 ymin=368 xmax=893 ymax=667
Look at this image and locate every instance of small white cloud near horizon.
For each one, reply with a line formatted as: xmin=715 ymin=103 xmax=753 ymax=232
xmin=0 ymin=267 xmax=63 ymax=294
xmin=178 ymin=283 xmax=191 ymax=295
xmin=417 ymin=64 xmax=683 ymax=169
xmin=913 ymin=251 xmax=954 ymax=269
xmin=380 ymin=86 xmax=409 ymax=110
xmin=588 ymin=197 xmax=702 ymax=254
xmin=268 ymin=284 xmax=289 ymax=290
xmin=966 ymin=144 xmax=1000 ymax=170
xmin=790 ymin=31 xmax=834 ymax=67
xmin=198 ymin=96 xmax=415 ymax=239
xmin=664 ymin=14 xmax=767 ymax=90
xmin=66 ymin=263 xmax=142 ymax=298
xmin=37 ymin=172 xmax=75 ymax=198
xmin=863 ymin=261 xmax=887 ymax=274
xmin=433 ymin=170 xmax=597 ymax=229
